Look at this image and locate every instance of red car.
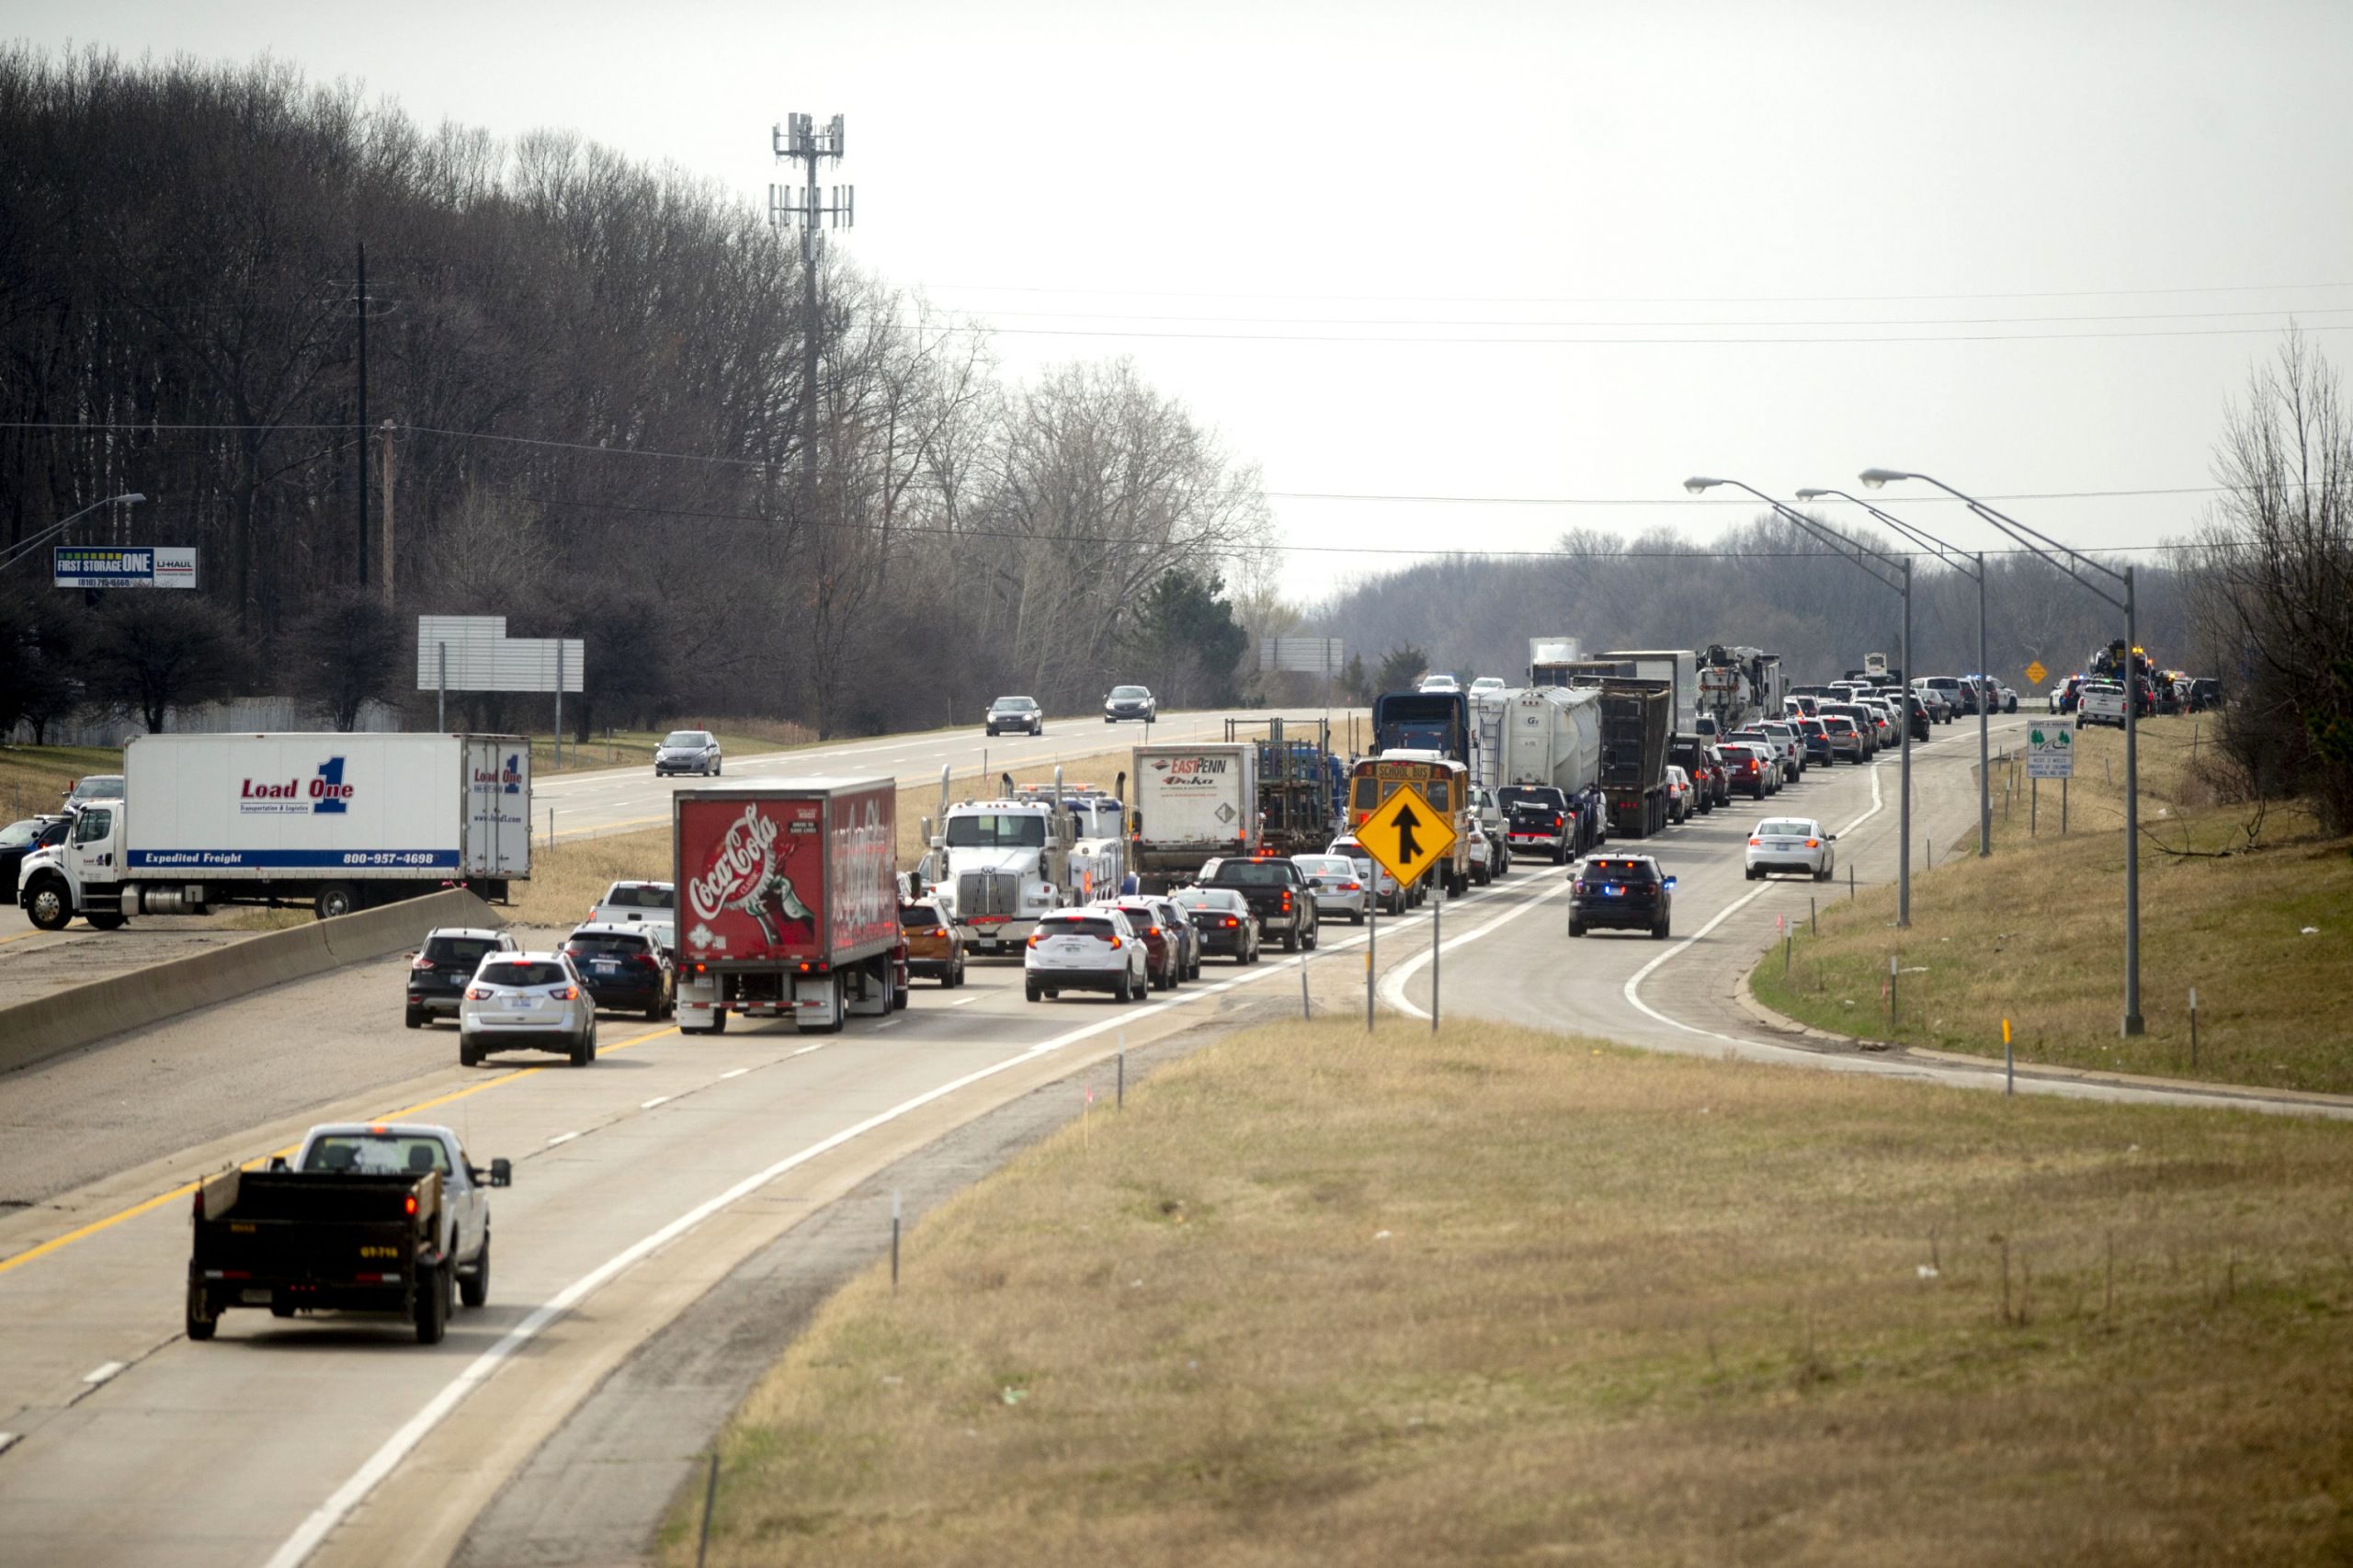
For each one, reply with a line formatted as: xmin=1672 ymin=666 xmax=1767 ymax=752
xmin=1102 ymin=899 xmax=1183 ymax=992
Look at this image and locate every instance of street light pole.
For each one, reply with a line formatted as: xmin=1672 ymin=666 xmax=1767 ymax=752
xmin=1860 ymin=467 xmax=2143 ymax=1035
xmin=1684 ymin=475 xmax=1914 ymax=926
xmin=1794 ymin=487 xmax=1992 ymax=858
xmin=0 ymin=493 xmax=151 ymax=574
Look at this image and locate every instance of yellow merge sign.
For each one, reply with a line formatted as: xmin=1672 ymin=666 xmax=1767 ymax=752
xmin=1358 ymin=783 xmax=1456 ymax=891
xmin=2024 ymin=659 xmax=2048 ymax=688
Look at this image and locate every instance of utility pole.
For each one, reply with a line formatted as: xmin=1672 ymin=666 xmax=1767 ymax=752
xmin=379 ymin=419 xmax=397 ymax=600
xmin=356 ymin=241 xmax=369 ymax=590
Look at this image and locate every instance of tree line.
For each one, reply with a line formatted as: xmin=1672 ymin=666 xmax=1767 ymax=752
xmin=0 ymin=48 xmax=1265 ymax=741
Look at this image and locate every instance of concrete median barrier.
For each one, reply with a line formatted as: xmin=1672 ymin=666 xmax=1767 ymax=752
xmin=0 ymin=888 xmax=504 ymax=1077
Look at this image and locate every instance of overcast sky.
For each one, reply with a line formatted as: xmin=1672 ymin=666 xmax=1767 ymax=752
xmin=11 ymin=0 xmax=2353 ymax=602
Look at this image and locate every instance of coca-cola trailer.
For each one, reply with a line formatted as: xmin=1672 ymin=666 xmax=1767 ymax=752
xmin=672 ymin=778 xmax=909 ymax=1034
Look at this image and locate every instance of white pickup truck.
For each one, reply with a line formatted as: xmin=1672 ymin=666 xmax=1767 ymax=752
xmin=188 ymin=1122 xmax=506 ymax=1344
xmin=2075 ymin=679 xmax=2127 ymax=730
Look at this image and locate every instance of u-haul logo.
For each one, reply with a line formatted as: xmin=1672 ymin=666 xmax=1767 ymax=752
xmin=240 ymin=757 xmax=353 ymax=815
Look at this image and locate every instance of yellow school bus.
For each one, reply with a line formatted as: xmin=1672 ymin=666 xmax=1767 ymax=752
xmin=1345 ymin=753 xmax=1473 ymax=897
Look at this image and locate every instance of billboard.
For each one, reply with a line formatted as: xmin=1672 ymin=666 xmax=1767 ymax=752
xmin=1258 ymin=635 xmax=1344 ymax=674
xmin=53 ymin=547 xmax=198 ymax=589
xmin=415 ymin=615 xmax=584 ymax=694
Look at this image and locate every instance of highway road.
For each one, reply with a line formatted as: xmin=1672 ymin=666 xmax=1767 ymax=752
xmin=3 ymin=707 xmax=2337 ymax=1568
xmin=0 ymin=708 xmax=1314 ymax=1004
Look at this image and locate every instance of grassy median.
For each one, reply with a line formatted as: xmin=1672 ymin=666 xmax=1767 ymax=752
xmin=1752 ymin=713 xmax=2353 ymax=1093
xmin=668 ymin=1017 xmax=2353 ymax=1566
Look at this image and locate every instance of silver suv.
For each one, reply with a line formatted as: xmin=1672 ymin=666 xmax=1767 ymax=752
xmin=460 ymin=951 xmax=597 ymax=1067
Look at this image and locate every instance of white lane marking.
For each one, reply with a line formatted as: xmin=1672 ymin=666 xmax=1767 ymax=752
xmin=83 ymin=1362 xmax=126 ymax=1385
xmin=265 ymin=900 xmax=1381 ymax=1568
xmin=718 ymin=1068 xmax=749 ymax=1080
xmin=1624 ymin=751 xmax=1888 ymax=1048
xmin=872 ymin=1018 xmax=902 ymax=1031
xmin=0 ymin=1431 xmax=18 ymax=1457
xmin=639 ymin=1096 xmax=671 ymax=1110
xmin=947 ymin=994 xmax=981 ymax=1007
xmin=790 ymin=1043 xmax=826 ymax=1058
xmin=1378 ymin=881 xmax=1570 ymax=1020
xmin=545 ymin=1131 xmax=579 ymax=1147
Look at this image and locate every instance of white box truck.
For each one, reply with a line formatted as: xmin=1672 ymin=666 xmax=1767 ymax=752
xmin=1129 ymin=742 xmax=1259 ymax=892
xmin=17 ymin=733 xmax=530 ymax=930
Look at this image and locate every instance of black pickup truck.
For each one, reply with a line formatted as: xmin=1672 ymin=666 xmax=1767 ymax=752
xmin=1199 ymin=854 xmax=1321 ymax=953
xmin=186 ymin=1125 xmax=510 ymax=1346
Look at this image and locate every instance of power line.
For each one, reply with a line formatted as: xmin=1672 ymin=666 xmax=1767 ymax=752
xmin=941 ymin=304 xmax=2353 ymax=331
xmin=1263 ymin=485 xmax=2227 ymax=506
xmin=938 ymin=321 xmax=2353 ymax=347
xmin=928 ymin=279 xmax=2353 ymax=306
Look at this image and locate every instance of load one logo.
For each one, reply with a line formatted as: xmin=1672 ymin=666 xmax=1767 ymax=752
xmin=239 ymin=756 xmax=354 ymax=814
xmin=470 ymin=754 xmax=526 ymax=795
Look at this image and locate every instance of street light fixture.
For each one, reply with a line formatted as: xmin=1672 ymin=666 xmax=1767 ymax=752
xmin=1797 ymin=486 xmax=1991 ymax=859
xmin=1860 ymin=467 xmax=2145 ymax=1037
xmin=0 ymin=493 xmax=150 ymax=574
xmin=1685 ymin=476 xmax=1916 ymax=926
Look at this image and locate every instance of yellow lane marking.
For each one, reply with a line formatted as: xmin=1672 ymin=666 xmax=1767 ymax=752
xmin=0 ymin=1023 xmax=682 ymax=1278
xmin=0 ymin=928 xmax=53 ymax=948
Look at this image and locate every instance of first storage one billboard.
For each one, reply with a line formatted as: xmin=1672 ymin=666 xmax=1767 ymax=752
xmin=53 ymin=547 xmax=198 ymax=588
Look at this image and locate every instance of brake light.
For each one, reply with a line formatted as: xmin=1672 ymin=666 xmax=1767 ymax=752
xmin=1748 ymin=836 xmax=1761 ymax=846
xmin=1108 ymin=937 xmax=1123 ymax=949
xmin=410 ymin=954 xmax=434 ymax=971
xmin=1027 ymin=933 xmax=1044 ymax=948
xmin=1806 ymin=838 xmax=1820 ymax=848
xmin=404 ymin=1195 xmax=418 ymax=1216
xmin=1552 ymin=814 xmax=1563 ymax=828
xmin=1280 ymin=891 xmax=1292 ymax=910
xmin=1222 ymin=917 xmax=1238 ymax=928
xmin=552 ymin=986 xmax=579 ymax=1001
xmin=466 ymin=987 xmax=491 ymax=1000
xmin=1341 ymin=881 xmax=1361 ymax=892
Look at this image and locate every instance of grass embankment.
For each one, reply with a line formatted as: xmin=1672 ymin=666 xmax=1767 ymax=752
xmin=671 ymin=1017 xmax=2353 ymax=1566
xmin=512 ymin=745 xmax=1139 ymax=928
xmin=0 ymin=744 xmax=121 ymax=822
xmin=1753 ymin=713 xmax=2353 ymax=1093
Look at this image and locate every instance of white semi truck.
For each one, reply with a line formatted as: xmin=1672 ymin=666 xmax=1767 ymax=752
xmin=17 ymin=733 xmax=529 ymax=930
xmin=1129 ymin=742 xmax=1260 ymax=893
xmin=920 ymin=768 xmax=1115 ymax=954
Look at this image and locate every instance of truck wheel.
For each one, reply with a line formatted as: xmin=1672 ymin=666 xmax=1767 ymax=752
xmin=406 ymin=1006 xmax=426 ymax=1029
xmin=821 ymin=973 xmax=847 ymax=1033
xmin=1303 ymin=922 xmax=1319 ymax=951
xmin=415 ymin=1262 xmax=450 ymax=1345
xmin=84 ymin=912 xmax=127 ymax=931
xmin=185 ymin=1281 xmax=217 ymax=1342
xmin=1282 ymin=929 xmax=1300 ymax=954
xmin=1025 ymin=979 xmax=1042 ymax=1003
xmin=24 ymin=878 xmax=72 ymax=931
xmin=460 ymin=1238 xmax=490 ymax=1309
xmin=313 ymin=882 xmax=359 ymax=921
xmin=270 ymin=1293 xmax=297 ymax=1319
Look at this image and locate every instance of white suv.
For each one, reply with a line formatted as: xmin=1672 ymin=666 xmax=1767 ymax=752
xmin=1023 ymin=908 xmax=1150 ymax=1004
xmin=460 ymin=951 xmax=598 ymax=1066
xmin=591 ymin=880 xmax=674 ymax=926
xmin=1745 ymin=817 xmax=1837 ymax=882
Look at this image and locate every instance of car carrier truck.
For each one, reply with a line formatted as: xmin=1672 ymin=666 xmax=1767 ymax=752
xmin=673 ymin=778 xmax=908 ymax=1034
xmin=17 ymin=733 xmax=529 ymax=930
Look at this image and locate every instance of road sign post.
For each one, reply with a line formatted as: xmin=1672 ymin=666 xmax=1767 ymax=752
xmin=1357 ymin=785 xmax=1456 ymax=1030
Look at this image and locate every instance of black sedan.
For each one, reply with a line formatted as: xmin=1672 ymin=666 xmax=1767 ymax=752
xmin=1568 ymin=855 xmax=1677 ymax=939
xmin=563 ymin=923 xmax=675 ymax=1020
xmin=0 ymin=815 xmax=70 ymax=903
xmin=1169 ymin=885 xmax=1259 ymax=963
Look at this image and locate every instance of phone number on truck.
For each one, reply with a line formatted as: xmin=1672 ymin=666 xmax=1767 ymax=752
xmin=339 ymin=852 xmax=447 ymax=867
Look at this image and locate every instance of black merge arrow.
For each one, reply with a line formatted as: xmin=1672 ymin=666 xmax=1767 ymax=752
xmin=1392 ymin=799 xmax=1424 ymax=864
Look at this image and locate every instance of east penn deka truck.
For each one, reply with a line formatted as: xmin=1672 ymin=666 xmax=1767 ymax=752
xmin=1346 ymin=754 xmax=1474 ymax=897
xmin=16 ymin=733 xmax=529 ymax=930
xmin=672 ymin=778 xmax=907 ymax=1034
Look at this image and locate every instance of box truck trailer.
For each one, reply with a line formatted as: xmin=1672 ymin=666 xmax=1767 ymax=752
xmin=672 ymin=778 xmax=908 ymax=1034
xmin=17 ymin=733 xmax=529 ymax=930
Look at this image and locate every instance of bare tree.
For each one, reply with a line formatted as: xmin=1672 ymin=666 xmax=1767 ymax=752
xmin=2188 ymin=331 xmax=2353 ymax=829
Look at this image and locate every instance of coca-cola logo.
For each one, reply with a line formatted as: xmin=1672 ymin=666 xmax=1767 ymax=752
xmin=688 ymin=803 xmax=779 ymax=921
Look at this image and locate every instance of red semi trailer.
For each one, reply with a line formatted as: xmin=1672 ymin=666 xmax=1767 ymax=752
xmin=672 ymin=778 xmax=909 ymax=1034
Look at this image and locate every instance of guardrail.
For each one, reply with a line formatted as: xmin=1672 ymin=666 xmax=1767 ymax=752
xmin=0 ymin=887 xmax=503 ymax=1077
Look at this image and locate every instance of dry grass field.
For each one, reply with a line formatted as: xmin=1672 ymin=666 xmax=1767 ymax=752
xmin=670 ymin=1017 xmax=2353 ymax=1567
xmin=510 ymin=744 xmax=1142 ymax=928
xmin=1754 ymin=713 xmax=2353 ymax=1092
xmin=0 ymin=744 xmax=120 ymax=822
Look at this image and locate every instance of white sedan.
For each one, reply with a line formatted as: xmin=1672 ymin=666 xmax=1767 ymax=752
xmin=1745 ymin=817 xmax=1837 ymax=882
